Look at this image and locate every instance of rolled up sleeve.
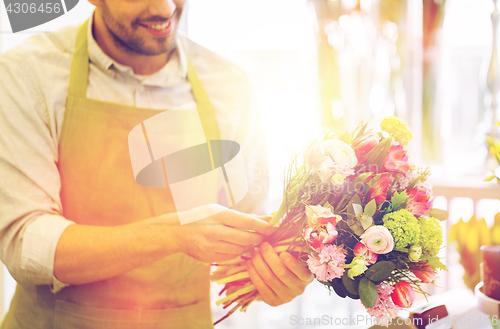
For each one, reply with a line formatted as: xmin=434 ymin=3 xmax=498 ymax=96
xmin=0 ymin=54 xmax=74 ymax=290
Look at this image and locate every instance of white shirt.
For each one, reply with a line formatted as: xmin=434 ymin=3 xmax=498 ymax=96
xmin=0 ymin=14 xmax=267 ymax=292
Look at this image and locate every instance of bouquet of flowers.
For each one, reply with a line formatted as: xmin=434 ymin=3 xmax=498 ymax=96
xmin=211 ymin=116 xmax=448 ymax=325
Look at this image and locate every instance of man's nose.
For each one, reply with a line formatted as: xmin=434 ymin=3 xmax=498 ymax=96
xmin=148 ymin=0 xmax=176 ymax=19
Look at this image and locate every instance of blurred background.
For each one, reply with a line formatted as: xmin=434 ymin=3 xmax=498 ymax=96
xmin=1 ymin=0 xmax=500 ymax=328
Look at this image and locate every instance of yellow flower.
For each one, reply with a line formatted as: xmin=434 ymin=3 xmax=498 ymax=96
xmin=380 ymin=116 xmax=412 ymax=146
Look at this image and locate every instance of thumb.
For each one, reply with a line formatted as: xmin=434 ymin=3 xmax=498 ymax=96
xmin=257 ymin=215 xmax=273 ymax=223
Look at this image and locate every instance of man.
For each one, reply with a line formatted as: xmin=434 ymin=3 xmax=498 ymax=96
xmin=0 ymin=0 xmax=312 ymax=328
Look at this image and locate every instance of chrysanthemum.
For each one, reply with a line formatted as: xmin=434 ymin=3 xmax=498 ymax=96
xmin=365 ymin=283 xmax=401 ymax=327
xmin=380 ymin=116 xmax=412 ymax=146
xmin=419 ymin=217 xmax=443 ymax=257
xmin=306 ymin=244 xmax=346 ymax=282
xmin=383 ymin=209 xmax=420 ymax=249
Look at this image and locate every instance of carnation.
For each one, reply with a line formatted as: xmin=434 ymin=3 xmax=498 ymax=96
xmin=418 ymin=217 xmax=443 ymax=257
xmin=307 ymin=244 xmax=346 ymax=282
xmin=365 ymin=282 xmax=401 ymax=326
xmin=383 ymin=209 xmax=420 ymax=249
xmin=380 ymin=116 xmax=412 ymax=146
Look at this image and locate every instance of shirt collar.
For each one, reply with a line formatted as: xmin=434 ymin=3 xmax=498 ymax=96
xmin=86 ymin=12 xmax=188 ymax=87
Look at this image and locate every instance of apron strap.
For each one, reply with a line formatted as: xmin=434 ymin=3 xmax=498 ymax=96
xmin=67 ymin=19 xmax=222 ymax=142
xmin=186 ymin=59 xmax=222 ymax=143
xmin=68 ymin=19 xmax=90 ymax=98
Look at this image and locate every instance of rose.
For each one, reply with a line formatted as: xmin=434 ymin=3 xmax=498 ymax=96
xmin=304 ymin=140 xmax=326 ymax=168
xmin=391 ymin=281 xmax=415 ymax=308
xmin=412 ymin=262 xmax=437 ymax=283
xmin=360 ymin=226 xmax=394 ymax=254
xmin=323 ymin=139 xmax=358 ymax=176
xmin=353 ymin=132 xmax=380 ymax=162
xmin=353 ymin=242 xmax=378 ymax=265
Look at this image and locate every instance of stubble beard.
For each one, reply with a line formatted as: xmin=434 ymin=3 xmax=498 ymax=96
xmin=100 ymin=0 xmax=178 ymax=56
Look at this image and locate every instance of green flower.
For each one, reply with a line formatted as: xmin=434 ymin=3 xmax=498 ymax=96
xmin=383 ymin=209 xmax=420 ymax=249
xmin=419 ymin=217 xmax=443 ymax=257
xmin=345 ymin=256 xmax=368 ymax=279
xmin=380 ymin=116 xmax=412 ymax=146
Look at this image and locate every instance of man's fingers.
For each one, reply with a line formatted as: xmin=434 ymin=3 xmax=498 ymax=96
xmin=259 ymin=243 xmax=298 ymax=288
xmin=217 ymin=226 xmax=264 ymax=246
xmin=279 ymin=252 xmax=314 ymax=283
xmin=211 ymin=241 xmax=247 ymax=255
xmin=258 ymin=215 xmax=273 ymax=223
xmin=246 ymin=259 xmax=279 ymax=306
xmin=220 ymin=210 xmax=272 ymax=235
xmin=250 ymin=247 xmax=291 ymax=298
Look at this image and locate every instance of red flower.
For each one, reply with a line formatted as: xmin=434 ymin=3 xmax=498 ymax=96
xmin=353 ymin=242 xmax=378 ymax=265
xmin=366 ymin=175 xmax=391 ymax=204
xmin=412 ymin=263 xmax=437 ymax=283
xmin=406 ymin=184 xmax=432 ymax=216
xmin=391 ymin=281 xmax=415 ymax=308
xmin=384 ymin=145 xmax=410 ymax=172
xmin=353 ymin=132 xmax=380 ymax=162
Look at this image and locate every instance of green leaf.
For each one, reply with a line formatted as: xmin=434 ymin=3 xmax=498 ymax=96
xmin=331 ymin=278 xmax=347 ymax=298
xmin=353 ymin=172 xmax=372 ymax=188
xmin=364 ymin=261 xmax=396 ymax=283
xmin=485 ymin=175 xmax=497 ymax=182
xmin=360 ymin=215 xmax=373 ymax=230
xmin=354 ymin=122 xmax=369 ymax=141
xmin=364 ymin=137 xmax=392 ymax=168
xmin=365 ymin=199 xmax=377 ymax=217
xmin=426 ymin=208 xmax=449 ymax=221
xmin=391 ymin=190 xmax=408 ymax=211
xmin=342 ymin=272 xmax=361 ymax=296
xmin=407 ymin=176 xmax=421 ymax=191
xmin=347 ymin=195 xmax=365 ymax=236
xmin=421 ymin=256 xmax=448 ymax=272
xmin=359 ymin=277 xmax=378 ymax=308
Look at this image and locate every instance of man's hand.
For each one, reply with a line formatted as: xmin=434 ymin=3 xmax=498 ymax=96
xmin=246 ymin=242 xmax=314 ymax=306
xmin=176 ymin=208 xmax=273 ymax=263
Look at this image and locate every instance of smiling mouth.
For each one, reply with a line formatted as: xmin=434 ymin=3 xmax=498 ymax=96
xmin=141 ymin=21 xmax=171 ymax=30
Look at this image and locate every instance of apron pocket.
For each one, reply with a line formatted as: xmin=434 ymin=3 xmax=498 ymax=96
xmin=53 ymin=299 xmax=213 ymax=329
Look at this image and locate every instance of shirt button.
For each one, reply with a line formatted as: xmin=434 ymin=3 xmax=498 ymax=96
xmin=138 ymin=85 xmax=145 ymax=93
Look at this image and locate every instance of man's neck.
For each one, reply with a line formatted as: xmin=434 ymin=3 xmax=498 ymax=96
xmin=92 ymin=14 xmax=172 ymax=76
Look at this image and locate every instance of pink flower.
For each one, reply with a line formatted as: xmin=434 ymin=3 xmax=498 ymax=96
xmin=366 ymin=175 xmax=391 ymax=204
xmin=305 ymin=205 xmax=339 ymax=225
xmin=304 ymin=140 xmax=326 ymax=168
xmin=353 ymin=242 xmax=378 ymax=265
xmin=304 ymin=206 xmax=340 ymax=249
xmin=304 ymin=224 xmax=338 ymax=249
xmin=384 ymin=145 xmax=410 ymax=172
xmin=307 ymin=244 xmax=346 ymax=281
xmin=412 ymin=262 xmax=437 ymax=283
xmin=366 ymin=283 xmax=401 ymax=326
xmin=360 ymin=226 xmax=394 ymax=254
xmin=353 ymin=132 xmax=380 ymax=162
xmin=406 ymin=183 xmax=433 ymax=216
xmin=391 ymin=281 xmax=415 ymax=308
xmin=323 ymin=139 xmax=358 ymax=176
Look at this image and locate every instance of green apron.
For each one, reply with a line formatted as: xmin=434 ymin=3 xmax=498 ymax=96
xmin=1 ymin=19 xmax=221 ymax=329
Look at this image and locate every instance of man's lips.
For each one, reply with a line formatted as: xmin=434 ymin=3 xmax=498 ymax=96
xmin=139 ymin=20 xmax=173 ymax=37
